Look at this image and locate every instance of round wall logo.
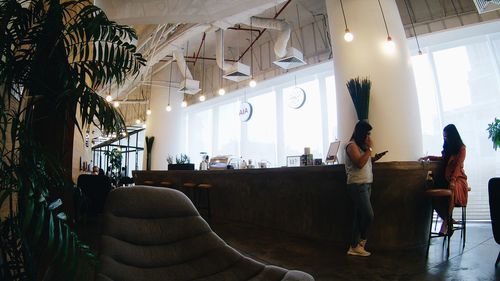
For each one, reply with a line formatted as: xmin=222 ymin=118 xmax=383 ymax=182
xmin=285 ymin=87 xmax=306 ymax=109
xmin=239 ymin=102 xmax=253 ymax=122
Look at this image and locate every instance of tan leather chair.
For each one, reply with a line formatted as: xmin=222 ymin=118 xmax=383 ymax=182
xmin=97 ymin=185 xmax=314 ymax=281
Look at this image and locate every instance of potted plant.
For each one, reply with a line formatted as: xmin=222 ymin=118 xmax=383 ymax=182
xmin=168 ymin=154 xmax=195 ymax=170
xmin=145 ymin=136 xmax=155 ymax=170
xmin=346 ymin=77 xmax=372 ymax=121
xmin=0 ymin=0 xmax=145 ymax=279
xmin=487 ymin=118 xmax=500 ymax=151
xmin=104 ymin=148 xmax=123 ymax=182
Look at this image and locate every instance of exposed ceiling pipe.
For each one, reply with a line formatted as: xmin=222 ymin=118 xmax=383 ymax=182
xmin=250 ymin=16 xmax=291 ymax=58
xmin=237 ymin=0 xmax=291 ymax=62
xmin=172 ymin=49 xmax=193 ymax=80
xmin=215 ymin=29 xmax=232 ymax=71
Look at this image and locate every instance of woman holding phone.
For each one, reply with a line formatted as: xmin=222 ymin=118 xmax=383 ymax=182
xmin=419 ymin=124 xmax=468 ymax=235
xmin=344 ymin=120 xmax=387 ymax=257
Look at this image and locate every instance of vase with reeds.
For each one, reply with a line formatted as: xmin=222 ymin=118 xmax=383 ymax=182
xmin=346 ymin=77 xmax=372 ymax=121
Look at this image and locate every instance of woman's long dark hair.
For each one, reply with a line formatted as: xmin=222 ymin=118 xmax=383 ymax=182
xmin=351 ymin=120 xmax=372 ymax=151
xmin=442 ymin=124 xmax=464 ymax=162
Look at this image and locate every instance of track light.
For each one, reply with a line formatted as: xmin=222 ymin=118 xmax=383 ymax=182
xmin=135 ymin=119 xmax=141 ymax=124
xmin=218 ymin=88 xmax=226 ymax=96
xmin=249 ymin=79 xmax=257 ymax=88
xmin=199 ymin=94 xmax=206 ymax=102
xmin=146 ymin=109 xmax=152 ymax=115
xmin=166 ymin=105 xmax=172 ymax=112
xmin=113 ymin=101 xmax=120 ymax=108
xmin=181 ymin=100 xmax=187 ymax=107
xmin=106 ymin=95 xmax=113 ymax=102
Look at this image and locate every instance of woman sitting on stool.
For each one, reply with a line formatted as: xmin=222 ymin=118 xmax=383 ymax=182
xmin=419 ymin=124 xmax=469 ymax=236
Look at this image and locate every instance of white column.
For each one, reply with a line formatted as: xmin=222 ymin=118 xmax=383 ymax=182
xmin=326 ymin=0 xmax=422 ymax=161
xmin=144 ymin=64 xmax=188 ymax=169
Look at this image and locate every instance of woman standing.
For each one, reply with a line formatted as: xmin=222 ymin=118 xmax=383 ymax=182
xmin=345 ymin=120 xmax=386 ymax=257
xmin=419 ymin=124 xmax=468 ymax=235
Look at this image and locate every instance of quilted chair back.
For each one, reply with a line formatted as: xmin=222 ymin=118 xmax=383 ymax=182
xmin=97 ymin=185 xmax=314 ymax=281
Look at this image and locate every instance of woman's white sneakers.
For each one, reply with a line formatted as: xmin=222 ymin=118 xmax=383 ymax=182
xmin=347 ymin=240 xmax=371 ymax=257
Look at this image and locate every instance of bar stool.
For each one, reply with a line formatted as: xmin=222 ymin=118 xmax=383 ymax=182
xmin=425 ymin=188 xmax=453 ymax=257
xmin=159 ymin=181 xmax=174 ymax=189
xmin=181 ymin=182 xmax=197 ymax=205
xmin=181 ymin=182 xmax=212 ymax=220
xmin=196 ymin=183 xmax=212 ymax=219
xmin=451 ymin=186 xmax=471 ymax=248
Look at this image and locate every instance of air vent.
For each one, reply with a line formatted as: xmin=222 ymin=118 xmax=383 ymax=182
xmin=223 ymin=62 xmax=251 ymax=82
xmin=177 ymin=78 xmax=201 ymax=95
xmin=473 ymin=0 xmax=500 ymax=13
xmin=273 ymin=47 xmax=306 ymax=70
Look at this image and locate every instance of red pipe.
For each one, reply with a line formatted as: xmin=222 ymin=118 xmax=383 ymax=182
xmin=192 ymin=32 xmax=206 ymax=66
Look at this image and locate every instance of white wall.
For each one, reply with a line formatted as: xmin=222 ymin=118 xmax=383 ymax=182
xmin=144 ymin=64 xmax=188 ymax=170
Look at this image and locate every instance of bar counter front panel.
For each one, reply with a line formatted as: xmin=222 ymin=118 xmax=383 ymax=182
xmin=133 ymin=161 xmax=438 ymax=250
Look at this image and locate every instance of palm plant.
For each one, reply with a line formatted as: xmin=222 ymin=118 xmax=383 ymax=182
xmin=487 ymin=117 xmax=500 ymax=151
xmin=346 ymin=77 xmax=372 ymax=121
xmin=0 ymin=0 xmax=145 ymax=280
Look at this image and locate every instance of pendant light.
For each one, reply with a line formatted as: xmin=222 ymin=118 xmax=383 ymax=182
xmin=166 ymin=63 xmax=173 ymax=112
xmin=146 ymin=69 xmax=153 ymax=115
xmin=340 ymin=0 xmax=353 ymax=42
xmin=248 ymin=18 xmax=257 ymax=88
xmin=403 ymin=0 xmax=422 ymax=55
xmin=378 ymin=0 xmax=395 ymax=53
xmin=105 ymin=82 xmax=113 ymax=102
xmin=199 ymin=33 xmax=207 ymax=102
xmin=218 ymin=33 xmax=225 ymax=96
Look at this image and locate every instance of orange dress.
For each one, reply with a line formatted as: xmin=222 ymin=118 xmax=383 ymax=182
xmin=444 ymin=145 xmax=468 ymax=207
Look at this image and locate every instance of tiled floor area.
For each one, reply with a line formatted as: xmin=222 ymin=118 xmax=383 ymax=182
xmin=212 ymin=221 xmax=499 ymax=281
xmin=78 ymin=218 xmax=499 ymax=280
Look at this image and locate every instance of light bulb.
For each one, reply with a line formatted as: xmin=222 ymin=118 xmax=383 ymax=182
xmin=218 ymin=88 xmax=225 ymax=96
xmin=344 ymin=29 xmax=353 ymax=42
xmin=135 ymin=119 xmax=141 ymax=124
xmin=199 ymin=95 xmax=206 ymax=102
xmin=383 ymin=36 xmax=396 ymax=53
xmin=166 ymin=105 xmax=172 ymax=112
xmin=105 ymin=95 xmax=113 ymax=102
xmin=113 ymin=101 xmax=120 ymax=108
xmin=146 ymin=109 xmax=152 ymax=115
xmin=181 ymin=100 xmax=187 ymax=107
xmin=249 ymin=79 xmax=257 ymax=88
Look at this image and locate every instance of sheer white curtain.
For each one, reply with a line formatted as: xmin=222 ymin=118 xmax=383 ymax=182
xmin=186 ymin=62 xmax=336 ymax=168
xmin=412 ymin=29 xmax=500 ymax=220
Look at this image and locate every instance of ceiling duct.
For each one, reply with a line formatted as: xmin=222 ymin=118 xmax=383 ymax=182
xmin=250 ymin=16 xmax=305 ymax=70
xmin=223 ymin=62 xmax=251 ymax=82
xmin=251 ymin=16 xmax=290 ymax=58
xmin=273 ymin=47 xmax=306 ymax=70
xmin=473 ymin=0 xmax=500 ymax=13
xmin=216 ymin=29 xmax=251 ymax=82
xmin=173 ymin=49 xmax=201 ymax=95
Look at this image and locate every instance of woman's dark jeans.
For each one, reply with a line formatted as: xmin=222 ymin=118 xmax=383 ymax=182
xmin=348 ymin=183 xmax=374 ymax=247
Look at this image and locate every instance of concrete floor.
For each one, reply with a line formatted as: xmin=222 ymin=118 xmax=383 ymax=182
xmin=211 ymin=221 xmax=500 ymax=281
xmin=77 ymin=218 xmax=499 ymax=281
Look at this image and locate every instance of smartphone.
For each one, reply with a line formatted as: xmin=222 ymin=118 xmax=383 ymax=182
xmin=376 ymin=150 xmax=388 ymax=158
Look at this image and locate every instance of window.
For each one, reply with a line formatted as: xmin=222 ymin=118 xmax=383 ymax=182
xmin=187 ymin=62 xmax=336 ymax=168
xmin=412 ymin=30 xmax=500 ymax=220
xmin=241 ymin=91 xmax=277 ymax=165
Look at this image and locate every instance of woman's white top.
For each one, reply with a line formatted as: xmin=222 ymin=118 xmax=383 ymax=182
xmin=344 ymin=141 xmax=373 ymax=184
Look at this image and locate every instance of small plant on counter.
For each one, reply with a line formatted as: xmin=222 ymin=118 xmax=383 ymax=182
xmin=166 ymin=155 xmax=174 ymax=165
xmin=487 ymin=117 xmax=500 ymax=151
xmin=176 ymin=154 xmax=191 ymax=164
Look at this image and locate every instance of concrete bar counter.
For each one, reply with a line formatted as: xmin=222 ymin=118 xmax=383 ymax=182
xmin=133 ymin=161 xmax=438 ymax=250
